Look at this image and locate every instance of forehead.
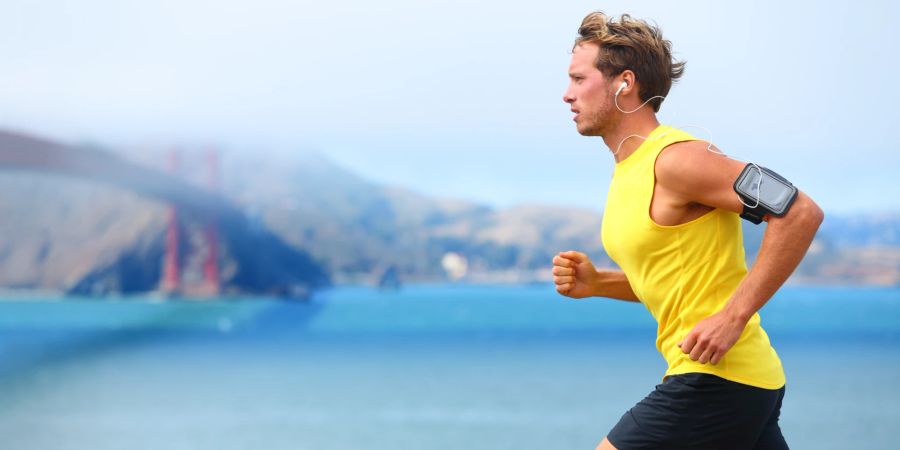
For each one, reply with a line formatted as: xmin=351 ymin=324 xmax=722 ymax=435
xmin=569 ymin=43 xmax=601 ymax=72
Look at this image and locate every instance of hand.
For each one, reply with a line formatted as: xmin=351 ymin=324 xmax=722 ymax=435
xmin=678 ymin=310 xmax=748 ymax=365
xmin=552 ymin=250 xmax=599 ymax=299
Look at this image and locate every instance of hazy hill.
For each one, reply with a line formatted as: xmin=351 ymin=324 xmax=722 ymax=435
xmin=0 ymin=155 xmax=328 ymax=297
xmin=220 ymin=152 xmax=607 ymax=283
xmin=220 ymin=151 xmax=898 ymax=286
xmin=0 ymin=139 xmax=897 ymax=294
xmin=0 ymin=173 xmax=166 ymax=290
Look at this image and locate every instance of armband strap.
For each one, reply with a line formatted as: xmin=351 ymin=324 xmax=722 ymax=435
xmin=740 ymin=204 xmax=766 ymax=224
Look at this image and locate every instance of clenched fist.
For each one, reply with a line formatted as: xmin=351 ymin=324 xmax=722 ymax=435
xmin=552 ymin=250 xmax=599 ymax=299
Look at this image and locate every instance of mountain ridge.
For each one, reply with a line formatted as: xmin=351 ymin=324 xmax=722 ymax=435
xmin=0 ymin=133 xmax=897 ymax=294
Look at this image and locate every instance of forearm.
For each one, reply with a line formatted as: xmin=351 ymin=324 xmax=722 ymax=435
xmin=593 ymin=269 xmax=641 ymax=302
xmin=722 ymin=192 xmax=825 ymax=322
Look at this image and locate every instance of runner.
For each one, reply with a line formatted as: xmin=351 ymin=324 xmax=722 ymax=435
xmin=552 ymin=11 xmax=824 ymax=450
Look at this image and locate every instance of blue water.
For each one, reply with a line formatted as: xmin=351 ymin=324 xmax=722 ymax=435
xmin=0 ymin=285 xmax=898 ymax=450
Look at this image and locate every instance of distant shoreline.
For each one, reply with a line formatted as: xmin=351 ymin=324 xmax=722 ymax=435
xmin=1 ymin=279 xmax=897 ymax=301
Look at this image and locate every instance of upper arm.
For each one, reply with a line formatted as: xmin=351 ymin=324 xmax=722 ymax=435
xmin=654 ymin=140 xmax=748 ymax=215
xmin=655 ymin=141 xmax=824 ymax=225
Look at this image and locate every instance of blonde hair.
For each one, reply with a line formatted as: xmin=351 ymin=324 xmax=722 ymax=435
xmin=574 ymin=11 xmax=685 ymax=112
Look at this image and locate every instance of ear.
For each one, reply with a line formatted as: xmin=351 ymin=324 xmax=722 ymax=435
xmin=618 ymin=70 xmax=637 ymax=95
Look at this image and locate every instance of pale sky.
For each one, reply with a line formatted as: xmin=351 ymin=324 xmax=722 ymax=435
xmin=2 ymin=0 xmax=898 ymax=213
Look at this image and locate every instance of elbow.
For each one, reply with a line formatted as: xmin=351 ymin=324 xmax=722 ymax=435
xmin=793 ymin=194 xmax=825 ymax=232
xmin=769 ymin=193 xmax=824 ymax=232
xmin=804 ymin=195 xmax=825 ymax=227
xmin=811 ymin=203 xmax=825 ymax=228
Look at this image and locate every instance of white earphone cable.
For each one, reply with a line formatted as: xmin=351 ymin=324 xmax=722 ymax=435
xmin=614 ymin=93 xmax=666 ymax=114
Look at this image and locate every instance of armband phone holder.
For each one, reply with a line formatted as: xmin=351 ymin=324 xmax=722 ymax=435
xmin=732 ymin=164 xmax=798 ymax=224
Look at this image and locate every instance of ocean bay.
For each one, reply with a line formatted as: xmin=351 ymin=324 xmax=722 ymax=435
xmin=0 ymin=285 xmax=897 ymax=450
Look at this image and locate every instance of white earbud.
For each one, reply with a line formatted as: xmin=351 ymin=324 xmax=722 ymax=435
xmin=614 ymin=79 xmax=666 ymax=114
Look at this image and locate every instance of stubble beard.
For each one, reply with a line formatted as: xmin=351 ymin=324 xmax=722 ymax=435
xmin=577 ymin=105 xmax=620 ymax=137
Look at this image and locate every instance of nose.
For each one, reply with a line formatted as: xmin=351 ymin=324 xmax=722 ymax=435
xmin=563 ymin=87 xmax=575 ymax=104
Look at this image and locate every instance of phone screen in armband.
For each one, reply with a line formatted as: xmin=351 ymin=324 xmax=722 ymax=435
xmin=733 ymin=164 xmax=798 ymax=217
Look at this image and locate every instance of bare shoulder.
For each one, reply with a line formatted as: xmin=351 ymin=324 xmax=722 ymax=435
xmin=655 ymin=140 xmax=725 ymax=179
xmin=654 ymin=140 xmax=748 ymax=213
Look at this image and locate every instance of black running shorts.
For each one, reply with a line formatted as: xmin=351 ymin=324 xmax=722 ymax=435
xmin=607 ymin=373 xmax=788 ymax=450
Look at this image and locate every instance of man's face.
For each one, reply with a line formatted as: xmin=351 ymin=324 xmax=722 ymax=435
xmin=563 ymin=43 xmax=617 ymax=136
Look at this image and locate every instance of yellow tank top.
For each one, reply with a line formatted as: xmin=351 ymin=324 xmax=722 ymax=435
xmin=601 ymin=125 xmax=785 ymax=390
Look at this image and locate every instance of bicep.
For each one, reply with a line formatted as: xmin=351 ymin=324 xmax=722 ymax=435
xmin=655 ymin=141 xmax=749 ymax=215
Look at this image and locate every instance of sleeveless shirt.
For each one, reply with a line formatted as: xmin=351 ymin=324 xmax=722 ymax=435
xmin=601 ymin=125 xmax=785 ymax=389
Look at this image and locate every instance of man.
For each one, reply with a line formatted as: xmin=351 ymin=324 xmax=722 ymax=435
xmin=552 ymin=11 xmax=824 ymax=450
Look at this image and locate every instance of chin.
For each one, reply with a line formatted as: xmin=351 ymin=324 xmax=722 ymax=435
xmin=575 ymin=117 xmax=602 ymax=136
xmin=577 ymin=125 xmax=601 ymax=137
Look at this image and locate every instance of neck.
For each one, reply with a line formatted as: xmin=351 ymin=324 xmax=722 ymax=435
xmin=602 ymin=110 xmax=661 ymax=163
